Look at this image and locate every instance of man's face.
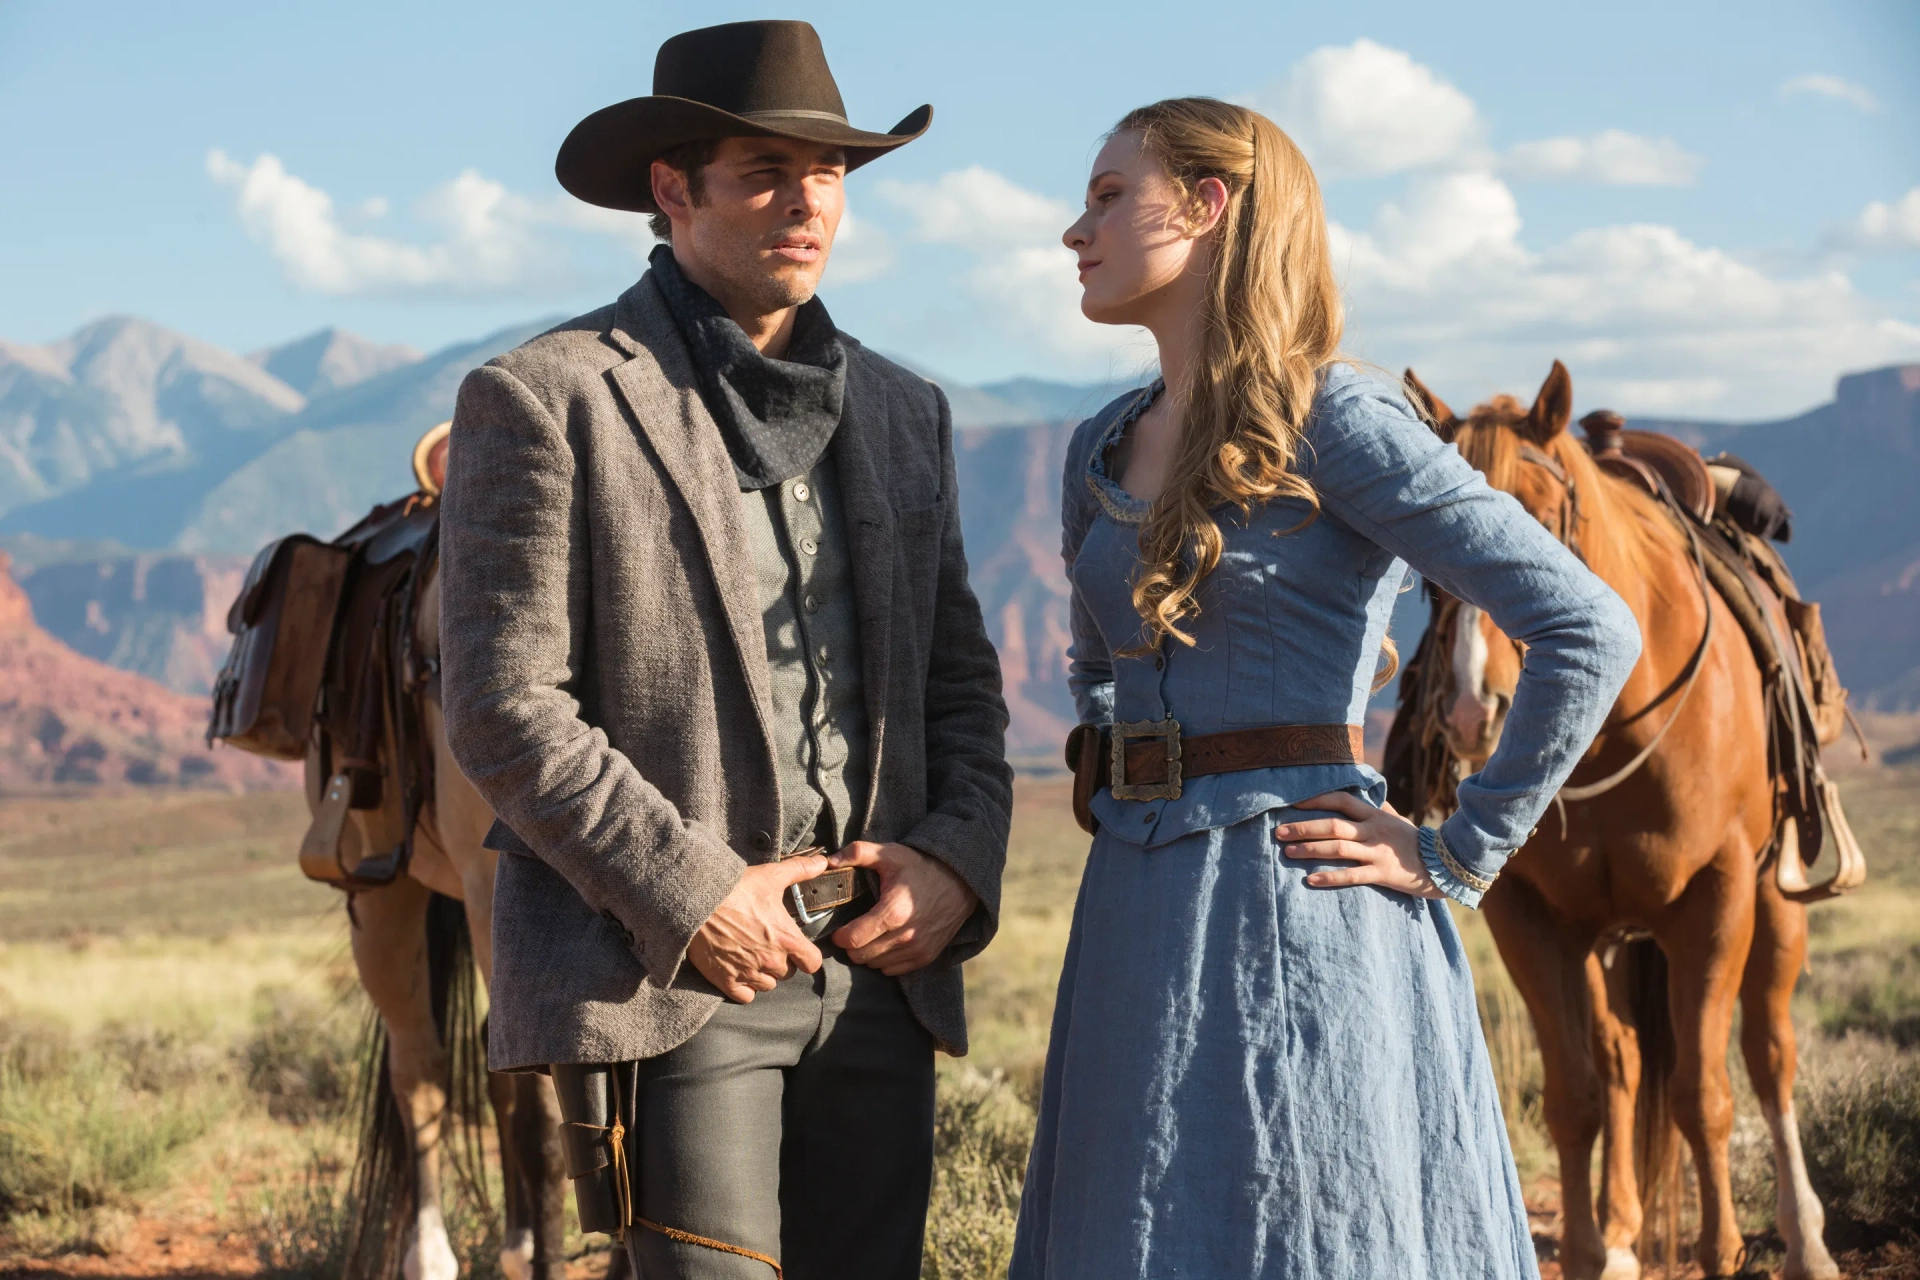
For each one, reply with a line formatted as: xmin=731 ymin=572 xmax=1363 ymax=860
xmin=653 ymin=137 xmax=848 ymax=317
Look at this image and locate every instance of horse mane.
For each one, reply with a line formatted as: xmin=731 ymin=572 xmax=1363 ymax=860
xmin=1452 ymin=396 xmax=1684 ymax=592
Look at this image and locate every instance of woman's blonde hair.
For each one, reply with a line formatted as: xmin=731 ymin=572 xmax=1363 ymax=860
xmin=1115 ymin=98 xmax=1345 ymax=653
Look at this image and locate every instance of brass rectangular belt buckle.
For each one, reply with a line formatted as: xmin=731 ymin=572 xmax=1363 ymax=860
xmin=1110 ymin=716 xmax=1182 ymax=801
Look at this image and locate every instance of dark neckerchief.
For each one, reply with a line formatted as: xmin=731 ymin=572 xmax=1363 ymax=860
xmin=647 ymin=244 xmax=847 ymax=491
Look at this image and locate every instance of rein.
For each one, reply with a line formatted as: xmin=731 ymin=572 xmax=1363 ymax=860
xmin=1513 ymin=443 xmax=1716 ymax=811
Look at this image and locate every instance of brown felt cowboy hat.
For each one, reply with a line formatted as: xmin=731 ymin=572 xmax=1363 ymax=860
xmin=556 ymin=20 xmax=932 ymax=214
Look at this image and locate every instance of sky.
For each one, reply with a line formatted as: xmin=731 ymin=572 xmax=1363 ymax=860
xmin=2 ymin=0 xmax=1917 ymax=419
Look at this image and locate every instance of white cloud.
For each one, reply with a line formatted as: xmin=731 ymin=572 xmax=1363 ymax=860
xmin=1830 ymin=187 xmax=1920 ymax=252
xmin=821 ymin=210 xmax=895 ymax=284
xmin=876 ymin=165 xmax=1074 ymax=246
xmin=1505 ymin=130 xmax=1701 ymax=186
xmin=1779 ymin=74 xmax=1881 ymax=114
xmin=1333 ymin=172 xmax=1920 ymax=413
xmin=206 ymin=149 xmax=580 ymax=295
xmin=875 ymin=167 xmax=1131 ymax=366
xmin=1254 ymin=39 xmax=1482 ymax=177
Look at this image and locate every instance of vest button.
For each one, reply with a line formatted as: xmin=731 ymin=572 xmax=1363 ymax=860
xmin=792 ymin=481 xmax=811 ymax=502
xmin=751 ymin=830 xmax=774 ymax=854
xmin=816 ymin=644 xmax=830 ymax=663
xmin=804 ymin=594 xmax=819 ymax=614
xmin=799 ymin=537 xmax=818 ymax=556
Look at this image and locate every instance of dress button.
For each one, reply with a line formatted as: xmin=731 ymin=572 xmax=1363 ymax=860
xmin=816 ymin=644 xmax=830 ymax=663
xmin=800 ymin=537 xmax=818 ymax=555
xmin=793 ymin=481 xmax=811 ymax=502
xmin=804 ymin=594 xmax=819 ymax=614
xmin=751 ymin=830 xmax=774 ymax=853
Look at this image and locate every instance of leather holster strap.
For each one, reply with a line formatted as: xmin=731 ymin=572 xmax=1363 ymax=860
xmin=1064 ymin=722 xmax=1365 ymax=835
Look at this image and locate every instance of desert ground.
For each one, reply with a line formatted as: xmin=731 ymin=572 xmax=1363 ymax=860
xmin=1 ymin=750 xmax=1916 ymax=1279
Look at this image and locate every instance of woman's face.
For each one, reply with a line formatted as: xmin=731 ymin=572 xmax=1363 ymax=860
xmin=1063 ymin=131 xmax=1215 ymax=328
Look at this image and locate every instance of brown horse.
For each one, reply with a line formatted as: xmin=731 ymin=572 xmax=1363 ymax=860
xmin=1396 ymin=363 xmax=1841 ymax=1280
xmin=310 ymin=554 xmax=576 ymax=1280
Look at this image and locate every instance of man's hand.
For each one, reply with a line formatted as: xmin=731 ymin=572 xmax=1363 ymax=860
xmin=827 ymin=842 xmax=979 ymax=977
xmin=687 ymin=854 xmax=830 ymax=1003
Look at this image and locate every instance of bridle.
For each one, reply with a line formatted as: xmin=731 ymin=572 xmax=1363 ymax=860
xmin=1480 ymin=438 xmax=1717 ymax=821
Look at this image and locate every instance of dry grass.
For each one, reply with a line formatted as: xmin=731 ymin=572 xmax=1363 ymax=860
xmin=2 ymin=768 xmax=1916 ymax=1278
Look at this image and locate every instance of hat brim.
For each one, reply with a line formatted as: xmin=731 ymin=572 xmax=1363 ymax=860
xmin=556 ymin=97 xmax=931 ymax=213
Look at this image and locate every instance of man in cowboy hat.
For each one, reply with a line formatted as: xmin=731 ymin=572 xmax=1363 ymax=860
xmin=437 ymin=20 xmax=1012 ymax=1280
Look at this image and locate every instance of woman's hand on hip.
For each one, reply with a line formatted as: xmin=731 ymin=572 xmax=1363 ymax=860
xmin=1277 ymin=791 xmax=1443 ymax=900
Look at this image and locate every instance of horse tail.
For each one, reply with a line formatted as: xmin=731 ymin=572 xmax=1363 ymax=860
xmin=344 ymin=891 xmax=490 ymax=1279
xmin=1623 ymin=936 xmax=1683 ymax=1274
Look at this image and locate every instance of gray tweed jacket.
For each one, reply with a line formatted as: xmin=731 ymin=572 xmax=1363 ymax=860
xmin=438 ymin=273 xmax=1013 ymax=1071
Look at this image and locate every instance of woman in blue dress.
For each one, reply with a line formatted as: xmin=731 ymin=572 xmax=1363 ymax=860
xmin=1008 ymin=98 xmax=1641 ymax=1279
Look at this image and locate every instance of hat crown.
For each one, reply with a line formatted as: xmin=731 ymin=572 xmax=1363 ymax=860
xmin=653 ymin=20 xmax=848 ymax=122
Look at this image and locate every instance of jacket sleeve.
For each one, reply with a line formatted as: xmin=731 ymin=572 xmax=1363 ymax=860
xmin=1061 ymin=416 xmax=1116 ymax=727
xmin=1303 ymin=377 xmax=1642 ymax=897
xmin=899 ymin=384 xmax=1014 ymax=968
xmin=438 ymin=363 xmax=743 ymax=987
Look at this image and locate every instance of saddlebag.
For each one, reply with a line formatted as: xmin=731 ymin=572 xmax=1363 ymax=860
xmin=208 ymin=535 xmax=352 ymax=759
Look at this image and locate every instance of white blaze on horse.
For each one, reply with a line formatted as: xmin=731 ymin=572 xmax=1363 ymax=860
xmin=210 ymin=423 xmax=597 ymax=1280
xmin=1386 ymin=364 xmax=1863 ymax=1280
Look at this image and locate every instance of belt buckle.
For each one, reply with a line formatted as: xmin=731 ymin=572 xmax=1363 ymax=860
xmin=1110 ymin=716 xmax=1182 ymax=801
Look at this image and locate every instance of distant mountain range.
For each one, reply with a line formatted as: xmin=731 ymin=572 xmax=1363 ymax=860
xmin=3 ymin=313 xmax=1916 ymax=763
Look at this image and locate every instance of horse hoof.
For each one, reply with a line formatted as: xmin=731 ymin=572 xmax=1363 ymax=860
xmin=499 ymin=1227 xmax=535 ymax=1280
xmin=404 ymin=1223 xmax=460 ymax=1280
xmin=1782 ymin=1250 xmax=1842 ymax=1280
xmin=1598 ymin=1247 xmax=1641 ymax=1280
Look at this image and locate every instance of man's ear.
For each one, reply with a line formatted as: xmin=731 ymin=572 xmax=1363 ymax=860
xmin=651 ymin=158 xmax=692 ymax=226
xmin=1524 ymin=360 xmax=1574 ymax=444
xmin=1403 ymin=369 xmax=1460 ymax=441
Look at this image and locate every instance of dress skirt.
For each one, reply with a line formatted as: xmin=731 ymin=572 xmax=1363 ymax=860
xmin=1008 ymin=807 xmax=1539 ymax=1280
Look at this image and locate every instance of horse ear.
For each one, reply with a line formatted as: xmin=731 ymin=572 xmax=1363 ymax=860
xmin=1525 ymin=360 xmax=1574 ymax=443
xmin=1403 ymin=369 xmax=1460 ymax=441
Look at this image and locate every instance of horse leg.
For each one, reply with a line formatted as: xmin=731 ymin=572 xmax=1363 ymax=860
xmin=349 ymin=873 xmax=459 ymax=1280
xmin=1588 ymin=946 xmax=1647 ymax=1273
xmin=1739 ymin=866 xmax=1839 ymax=1280
xmin=1657 ymin=856 xmax=1755 ymax=1278
xmin=1484 ymin=879 xmax=1618 ymax=1280
xmin=510 ymin=1073 xmax=567 ymax=1280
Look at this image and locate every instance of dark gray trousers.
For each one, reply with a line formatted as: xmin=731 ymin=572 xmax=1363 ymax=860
xmin=624 ymin=947 xmax=936 ymax=1279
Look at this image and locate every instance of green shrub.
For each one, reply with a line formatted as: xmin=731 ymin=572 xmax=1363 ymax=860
xmin=923 ymin=1068 xmax=1034 ymax=1280
xmin=251 ymin=1159 xmax=355 ymax=1280
xmin=240 ymin=986 xmax=360 ymax=1123
xmin=0 ymin=1049 xmax=216 ymax=1221
xmin=1806 ymin=941 xmax=1920 ymax=1047
xmin=1797 ymin=1034 xmax=1920 ymax=1248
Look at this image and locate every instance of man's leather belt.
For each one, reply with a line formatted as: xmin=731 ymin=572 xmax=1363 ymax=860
xmin=1064 ymin=718 xmax=1365 ymax=835
xmin=777 ymin=846 xmax=860 ymax=925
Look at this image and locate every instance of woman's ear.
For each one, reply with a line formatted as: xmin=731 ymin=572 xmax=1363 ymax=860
xmin=1187 ymin=176 xmax=1230 ymax=238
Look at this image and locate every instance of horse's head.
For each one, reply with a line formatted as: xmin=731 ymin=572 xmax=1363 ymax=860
xmin=1402 ymin=361 xmax=1591 ymax=766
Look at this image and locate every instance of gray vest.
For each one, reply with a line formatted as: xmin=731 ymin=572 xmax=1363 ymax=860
xmin=740 ymin=458 xmax=870 ymax=854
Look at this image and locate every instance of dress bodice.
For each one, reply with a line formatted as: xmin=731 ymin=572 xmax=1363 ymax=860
xmin=1062 ymin=364 xmax=1640 ymax=883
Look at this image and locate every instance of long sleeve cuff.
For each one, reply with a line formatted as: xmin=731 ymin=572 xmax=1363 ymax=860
xmin=1420 ymin=825 xmax=1494 ymax=910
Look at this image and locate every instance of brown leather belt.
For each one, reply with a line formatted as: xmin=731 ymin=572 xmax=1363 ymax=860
xmin=778 ymin=846 xmax=861 ymax=924
xmin=1064 ymin=718 xmax=1365 ymax=835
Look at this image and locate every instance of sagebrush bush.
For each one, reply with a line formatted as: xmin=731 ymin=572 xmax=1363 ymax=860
xmin=0 ymin=1032 xmax=219 ymax=1226
xmin=923 ymin=1069 xmax=1035 ymax=1280
xmin=250 ymin=1159 xmax=355 ymax=1280
xmin=1806 ymin=941 xmax=1920 ymax=1047
xmin=240 ymin=985 xmax=359 ymax=1122
xmin=1797 ymin=1034 xmax=1920 ymax=1248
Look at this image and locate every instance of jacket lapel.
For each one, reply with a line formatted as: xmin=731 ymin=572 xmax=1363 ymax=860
xmin=605 ymin=277 xmax=777 ymax=749
xmin=832 ymin=359 xmax=895 ymax=829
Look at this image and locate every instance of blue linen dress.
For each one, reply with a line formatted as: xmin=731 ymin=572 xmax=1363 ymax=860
xmin=1008 ymin=365 xmax=1641 ymax=1280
